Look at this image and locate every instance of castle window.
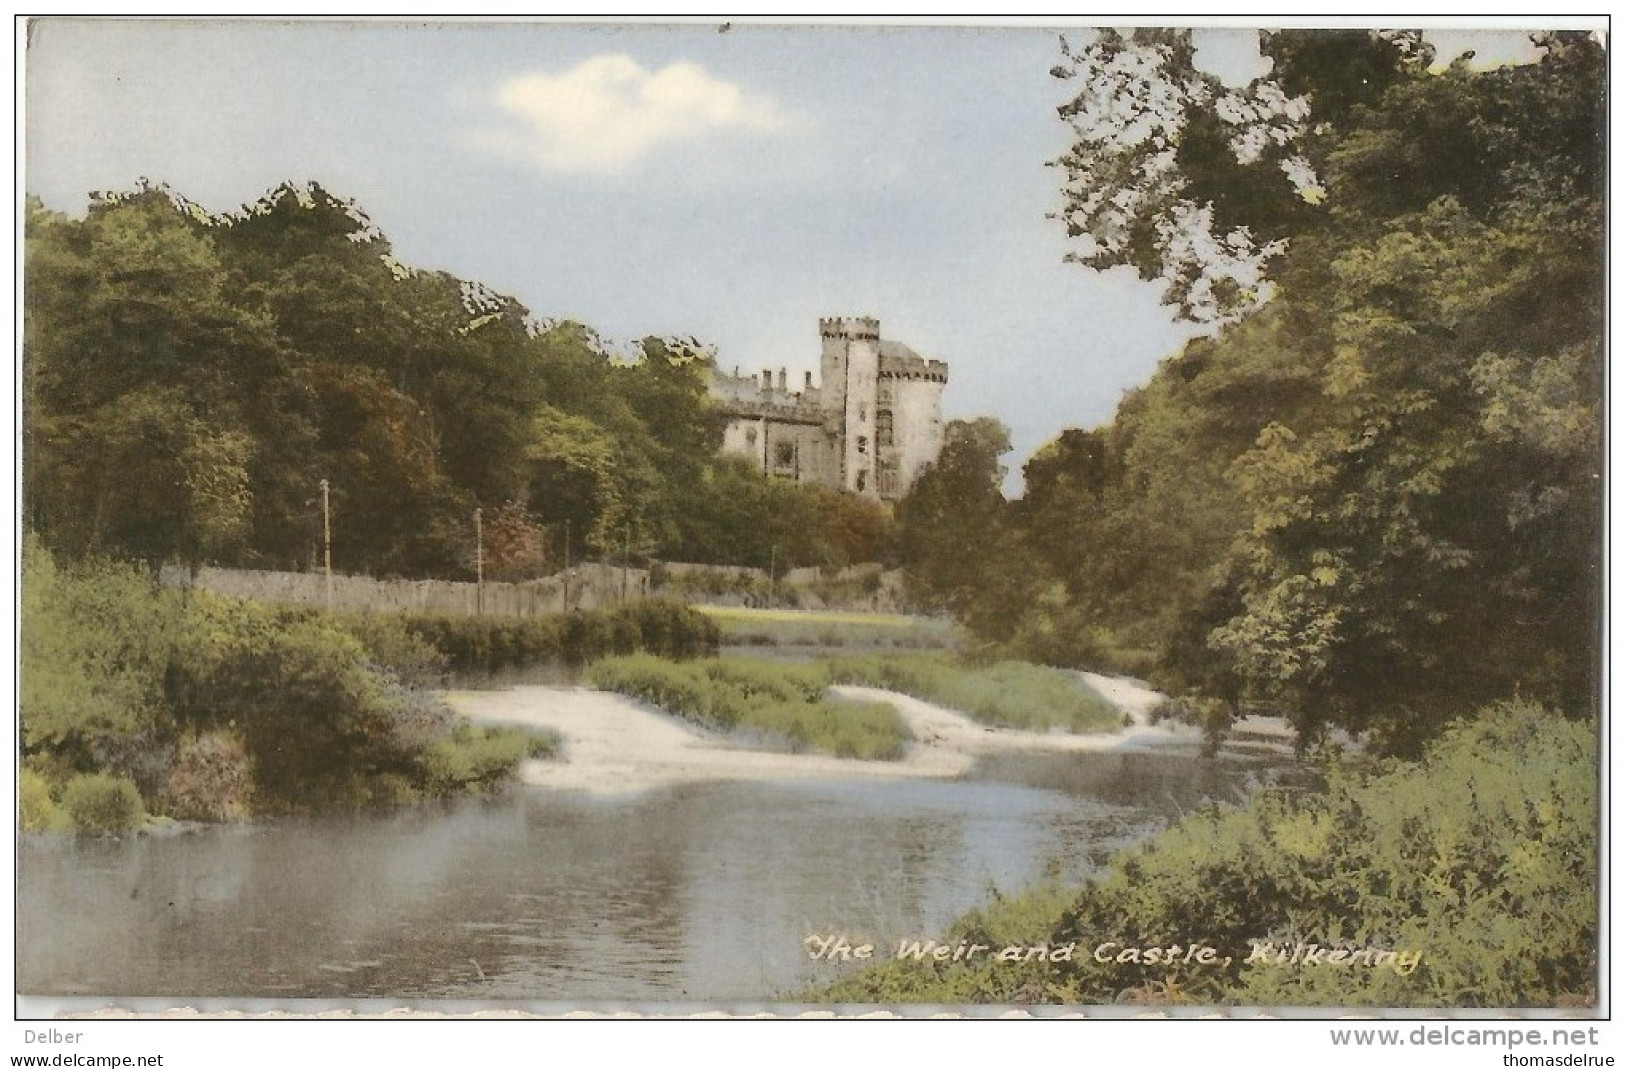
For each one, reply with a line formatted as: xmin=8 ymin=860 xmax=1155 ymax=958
xmin=876 ymin=409 xmax=893 ymax=447
xmin=856 ymin=435 xmax=868 ymax=455
xmin=858 ymin=403 xmax=868 ymax=422
xmin=856 ymin=470 xmax=868 ymax=492
xmin=745 ymin=427 xmax=758 ymax=446
xmin=775 ymin=442 xmax=796 ymax=468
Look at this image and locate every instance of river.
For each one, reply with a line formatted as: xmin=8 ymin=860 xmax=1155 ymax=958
xmin=17 ymin=748 xmax=1281 ymax=1008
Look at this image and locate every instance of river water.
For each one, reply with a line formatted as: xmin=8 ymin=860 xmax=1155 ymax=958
xmin=18 ymin=750 xmax=1279 ymax=1006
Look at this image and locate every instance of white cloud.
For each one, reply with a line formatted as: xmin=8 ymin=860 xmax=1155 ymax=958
xmin=479 ymin=54 xmax=793 ymax=175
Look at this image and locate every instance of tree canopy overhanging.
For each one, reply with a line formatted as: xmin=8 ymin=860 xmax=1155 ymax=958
xmin=918 ymin=29 xmax=1603 ymax=752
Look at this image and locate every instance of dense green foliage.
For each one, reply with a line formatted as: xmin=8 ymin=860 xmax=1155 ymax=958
xmin=23 ymin=181 xmax=895 ymax=581
xmin=19 ymin=539 xmax=541 ymax=826
xmin=819 ymin=654 xmax=1121 ymax=734
xmin=382 ymin=599 xmax=720 ymax=677
xmin=812 ymin=701 xmax=1596 ymax=1007
xmin=907 ymin=32 xmax=1602 ymax=753
xmin=587 ymin=654 xmax=909 ymax=760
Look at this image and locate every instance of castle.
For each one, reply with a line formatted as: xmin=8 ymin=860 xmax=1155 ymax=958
xmin=710 ymin=317 xmax=949 ymax=502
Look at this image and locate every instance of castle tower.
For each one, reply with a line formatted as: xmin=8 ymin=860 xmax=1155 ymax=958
xmin=819 ymin=316 xmax=881 ymax=498
xmin=877 ymin=356 xmax=948 ymax=500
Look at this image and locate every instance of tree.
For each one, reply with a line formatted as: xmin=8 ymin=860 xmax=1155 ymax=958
xmin=1042 ymin=30 xmax=1603 ymax=750
xmin=480 ymin=499 xmax=551 ymax=582
xmin=1209 ymin=196 xmax=1600 ymax=751
xmin=24 ymin=191 xmax=273 ymax=568
xmin=1050 ymin=28 xmax=1356 ymax=321
xmin=896 ymin=418 xmax=1033 ymax=642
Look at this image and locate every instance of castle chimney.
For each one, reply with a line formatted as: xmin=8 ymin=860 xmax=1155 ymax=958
xmin=762 ymin=369 xmax=773 ymax=389
xmin=778 ymin=368 xmax=787 ymax=390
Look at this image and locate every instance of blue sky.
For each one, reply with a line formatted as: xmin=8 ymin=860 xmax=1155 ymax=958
xmin=24 ymin=19 xmax=1553 ymax=492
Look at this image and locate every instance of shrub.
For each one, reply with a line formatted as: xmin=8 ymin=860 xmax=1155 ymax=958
xmin=20 ymin=540 xmax=545 ymax=820
xmin=332 ymin=613 xmax=451 ymax=688
xmin=20 ymin=538 xmax=188 ymax=778
xmin=167 ymin=595 xmax=520 ymax=812
xmin=820 ymin=654 xmax=1121 ymax=733
xmin=161 ymin=730 xmax=254 ymax=822
xmin=588 ymin=654 xmax=909 ymax=759
xmin=810 ymin=700 xmax=1598 ymax=1008
xmin=525 ymin=730 xmax=561 ymax=759
xmin=19 ymin=769 xmax=66 ymax=832
xmin=395 ymin=599 xmax=719 ymax=676
xmin=1149 ymin=695 xmax=1234 ymax=755
xmin=60 ymin=772 xmax=145 ymax=834
xmin=588 ymin=654 xmax=725 ymax=726
xmin=419 ymin=725 xmax=532 ymax=794
xmin=165 ymin=596 xmax=407 ymax=809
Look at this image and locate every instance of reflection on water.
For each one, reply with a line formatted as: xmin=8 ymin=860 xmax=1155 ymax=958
xmin=18 ymin=751 xmax=1281 ymax=1003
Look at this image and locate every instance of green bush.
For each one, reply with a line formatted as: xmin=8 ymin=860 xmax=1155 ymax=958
xmin=165 ymin=595 xmax=420 ymax=809
xmin=419 ymin=724 xmax=532 ymax=794
xmin=332 ymin=613 xmax=451 ymax=688
xmin=819 ymin=654 xmax=1121 ymax=734
xmin=524 ymin=730 xmax=561 ymax=759
xmin=1006 ymin=613 xmax=1161 ymax=680
xmin=60 ymin=772 xmax=146 ymax=834
xmin=21 ymin=539 xmax=548 ymax=819
xmin=810 ymin=700 xmax=1598 ymax=1008
xmin=19 ymin=769 xmax=66 ymax=832
xmin=20 ymin=537 xmax=189 ymax=786
xmin=588 ymin=654 xmax=909 ymax=760
xmin=588 ymin=653 xmax=728 ymax=726
xmin=161 ymin=730 xmax=254 ymax=822
xmin=395 ymin=599 xmax=719 ymax=676
xmin=702 ymin=658 xmax=826 ymax=704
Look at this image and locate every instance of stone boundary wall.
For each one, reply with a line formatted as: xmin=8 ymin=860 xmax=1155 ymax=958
xmin=161 ymin=562 xmax=648 ymax=617
xmin=161 ymin=559 xmax=904 ymax=616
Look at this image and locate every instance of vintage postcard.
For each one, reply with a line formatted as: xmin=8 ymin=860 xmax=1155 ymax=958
xmin=12 ymin=15 xmax=1608 ymax=1047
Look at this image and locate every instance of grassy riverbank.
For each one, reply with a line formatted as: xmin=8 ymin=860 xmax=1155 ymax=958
xmin=586 ymin=654 xmax=909 ymax=760
xmin=805 ymin=701 xmax=1597 ymax=1008
xmin=817 ymin=654 xmax=1121 ymax=733
xmin=699 ymin=605 xmax=957 ymax=651
xmin=585 ymin=652 xmax=1123 ymax=761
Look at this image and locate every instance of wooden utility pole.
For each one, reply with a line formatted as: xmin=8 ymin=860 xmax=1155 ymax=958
xmin=621 ymin=522 xmax=631 ymax=603
xmin=562 ymin=519 xmax=571 ymax=611
xmin=474 ymin=507 xmax=484 ymax=615
xmin=319 ymin=478 xmax=332 ymax=612
xmin=769 ymin=544 xmax=776 ymax=609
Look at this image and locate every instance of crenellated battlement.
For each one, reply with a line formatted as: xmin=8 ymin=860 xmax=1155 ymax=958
xmin=819 ymin=316 xmax=881 ymax=341
xmin=879 ymin=353 xmax=949 ymax=384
